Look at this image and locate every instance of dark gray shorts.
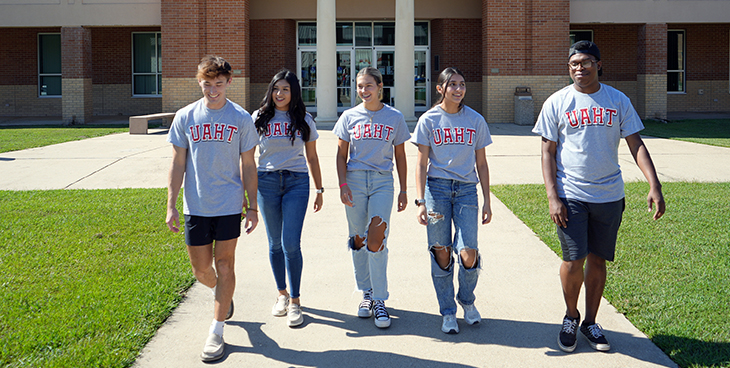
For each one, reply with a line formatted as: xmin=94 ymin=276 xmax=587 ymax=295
xmin=184 ymin=213 xmax=242 ymax=246
xmin=557 ymin=198 xmax=625 ymax=262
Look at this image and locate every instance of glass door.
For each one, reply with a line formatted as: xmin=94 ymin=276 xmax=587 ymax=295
xmin=337 ymin=50 xmax=352 ymax=109
xmin=298 ymin=50 xmax=317 ymax=108
xmin=376 ymin=49 xmax=395 ymax=106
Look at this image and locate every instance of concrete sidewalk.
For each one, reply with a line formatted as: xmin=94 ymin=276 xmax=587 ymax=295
xmin=4 ymin=124 xmax=728 ymax=367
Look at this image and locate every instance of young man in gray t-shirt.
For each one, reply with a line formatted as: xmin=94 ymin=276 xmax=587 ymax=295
xmin=533 ymin=41 xmax=665 ymax=354
xmin=165 ymin=56 xmax=259 ymax=362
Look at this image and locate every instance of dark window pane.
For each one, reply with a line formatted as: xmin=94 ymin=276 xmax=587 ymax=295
xmin=39 ymin=34 xmax=61 ymax=74
xmin=299 ymin=23 xmax=316 ymax=46
xmin=415 ymin=22 xmax=428 ymax=45
xmin=134 ymin=75 xmax=157 ymax=95
xmin=667 ymin=31 xmax=684 ymax=71
xmin=570 ymin=31 xmax=592 ymax=44
xmin=40 ymin=76 xmax=61 ymax=96
xmin=337 ymin=22 xmax=353 ymax=45
xmin=374 ymin=22 xmax=395 ymax=46
xmin=667 ymin=71 xmax=684 ymax=92
xmin=355 ymin=22 xmax=372 ymax=46
xmin=133 ymin=33 xmax=155 ymax=73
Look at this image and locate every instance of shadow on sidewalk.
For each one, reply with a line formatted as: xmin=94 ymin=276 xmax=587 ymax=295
xmin=215 ymin=307 xmax=675 ymax=367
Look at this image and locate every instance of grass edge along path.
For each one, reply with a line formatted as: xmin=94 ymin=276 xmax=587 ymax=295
xmin=0 ymin=188 xmax=194 ymax=368
xmin=642 ymin=119 xmax=730 ymax=148
xmin=491 ymin=182 xmax=730 ymax=368
xmin=0 ymin=125 xmax=137 ymax=154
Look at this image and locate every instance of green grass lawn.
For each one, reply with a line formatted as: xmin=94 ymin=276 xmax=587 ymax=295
xmin=491 ymin=182 xmax=730 ymax=368
xmin=0 ymin=125 xmax=137 ymax=153
xmin=642 ymin=119 xmax=730 ymax=148
xmin=0 ymin=189 xmax=194 ymax=368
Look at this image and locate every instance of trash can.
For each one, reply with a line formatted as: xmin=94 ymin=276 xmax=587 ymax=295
xmin=514 ymin=86 xmax=534 ymax=126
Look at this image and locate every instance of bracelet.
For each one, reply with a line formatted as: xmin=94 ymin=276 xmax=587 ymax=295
xmin=339 ymin=183 xmax=348 ymax=188
xmin=400 ymin=191 xmax=407 ymax=194
xmin=246 ymin=207 xmax=258 ymax=212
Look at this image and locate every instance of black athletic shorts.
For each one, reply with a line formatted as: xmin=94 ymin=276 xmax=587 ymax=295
xmin=184 ymin=213 xmax=242 ymax=246
xmin=557 ymin=198 xmax=624 ymax=262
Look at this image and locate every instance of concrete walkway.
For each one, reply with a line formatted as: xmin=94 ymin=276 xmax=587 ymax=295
xmin=3 ymin=123 xmax=729 ymax=367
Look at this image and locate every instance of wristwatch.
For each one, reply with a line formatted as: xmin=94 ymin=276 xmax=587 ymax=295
xmin=414 ymin=199 xmax=426 ymax=206
xmin=316 ymin=187 xmax=325 ymax=194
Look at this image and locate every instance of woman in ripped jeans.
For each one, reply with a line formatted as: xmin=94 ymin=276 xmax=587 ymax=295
xmin=333 ymin=67 xmax=410 ymax=329
xmin=412 ymin=67 xmax=493 ymax=334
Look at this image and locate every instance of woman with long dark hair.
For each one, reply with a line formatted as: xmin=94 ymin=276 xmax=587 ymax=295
xmin=412 ymin=67 xmax=492 ymax=334
xmin=253 ymin=69 xmax=323 ymax=327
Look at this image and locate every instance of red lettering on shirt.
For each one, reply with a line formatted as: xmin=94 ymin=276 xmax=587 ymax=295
xmin=201 ymin=123 xmax=213 ymax=141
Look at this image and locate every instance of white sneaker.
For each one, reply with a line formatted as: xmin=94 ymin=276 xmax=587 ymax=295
xmin=272 ymin=295 xmax=289 ymax=317
xmin=441 ymin=314 xmax=459 ymax=334
xmin=200 ymin=333 xmax=224 ymax=362
xmin=459 ymin=301 xmax=481 ymax=325
xmin=287 ymin=303 xmax=304 ymax=327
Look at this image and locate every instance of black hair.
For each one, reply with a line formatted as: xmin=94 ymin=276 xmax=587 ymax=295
xmin=433 ymin=67 xmax=466 ymax=111
xmin=254 ymin=69 xmax=312 ymax=143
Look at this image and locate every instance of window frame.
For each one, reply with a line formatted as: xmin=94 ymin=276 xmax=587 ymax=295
xmin=667 ymin=29 xmax=686 ymax=94
xmin=37 ymin=32 xmax=62 ymax=98
xmin=131 ymin=32 xmax=162 ymax=97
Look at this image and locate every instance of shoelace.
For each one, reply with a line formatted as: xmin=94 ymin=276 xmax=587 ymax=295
xmin=562 ymin=317 xmax=578 ymax=334
xmin=373 ymin=301 xmax=388 ymax=319
xmin=359 ymin=290 xmax=373 ymax=309
xmin=586 ymin=323 xmax=604 ymax=338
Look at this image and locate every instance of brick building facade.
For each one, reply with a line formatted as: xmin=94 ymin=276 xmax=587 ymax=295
xmin=0 ymin=0 xmax=728 ymax=124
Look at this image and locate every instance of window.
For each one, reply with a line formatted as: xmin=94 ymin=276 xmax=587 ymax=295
xmin=668 ymin=30 xmax=685 ymax=93
xmin=132 ymin=32 xmax=162 ymax=96
xmin=569 ymin=30 xmax=593 ymax=45
xmin=38 ymin=33 xmax=61 ymax=97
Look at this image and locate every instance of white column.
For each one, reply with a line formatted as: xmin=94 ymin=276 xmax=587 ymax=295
xmin=316 ymin=0 xmax=337 ymax=124
xmin=395 ymin=0 xmax=416 ymax=122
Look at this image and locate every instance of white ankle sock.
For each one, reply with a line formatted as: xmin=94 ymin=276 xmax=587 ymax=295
xmin=209 ymin=319 xmax=225 ymax=337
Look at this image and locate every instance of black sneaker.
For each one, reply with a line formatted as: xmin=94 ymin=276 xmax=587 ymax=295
xmin=580 ymin=322 xmax=611 ymax=351
xmin=558 ymin=313 xmax=580 ymax=353
xmin=372 ymin=300 xmax=391 ymax=328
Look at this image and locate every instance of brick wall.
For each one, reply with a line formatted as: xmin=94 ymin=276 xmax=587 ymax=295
xmin=673 ymin=23 xmax=730 ymax=81
xmin=250 ymin=19 xmax=296 ymax=84
xmin=92 ymin=27 xmax=160 ymax=85
xmin=0 ymin=27 xmax=60 ymax=86
xmin=571 ymin=24 xmax=640 ymax=81
xmin=161 ymin=0 xmax=252 ymax=112
xmin=430 ymin=19 xmax=482 ymax=83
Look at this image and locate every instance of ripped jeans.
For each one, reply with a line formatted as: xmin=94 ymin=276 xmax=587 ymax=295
xmin=345 ymin=170 xmax=394 ymax=301
xmin=425 ymin=177 xmax=480 ymax=316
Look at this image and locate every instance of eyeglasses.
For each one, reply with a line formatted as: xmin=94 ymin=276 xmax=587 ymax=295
xmin=568 ymin=59 xmax=597 ymax=70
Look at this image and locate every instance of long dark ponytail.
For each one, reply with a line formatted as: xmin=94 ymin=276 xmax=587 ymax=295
xmin=254 ymin=69 xmax=312 ymax=143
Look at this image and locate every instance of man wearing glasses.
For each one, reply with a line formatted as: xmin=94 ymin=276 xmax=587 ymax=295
xmin=532 ymin=41 xmax=665 ymax=353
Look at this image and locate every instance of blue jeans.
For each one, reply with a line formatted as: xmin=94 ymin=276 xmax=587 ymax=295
xmin=257 ymin=170 xmax=310 ymax=299
xmin=345 ymin=170 xmax=394 ymax=301
xmin=425 ymin=177 xmax=480 ymax=316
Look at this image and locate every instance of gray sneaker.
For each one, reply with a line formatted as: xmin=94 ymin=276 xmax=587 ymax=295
xmin=200 ymin=333 xmax=224 ymax=362
xmin=458 ymin=301 xmax=481 ymax=325
xmin=441 ymin=314 xmax=459 ymax=334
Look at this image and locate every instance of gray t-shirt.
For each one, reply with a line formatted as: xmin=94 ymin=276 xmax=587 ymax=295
xmin=252 ymin=109 xmax=319 ymax=173
xmin=333 ymin=104 xmax=411 ymax=172
xmin=167 ymin=98 xmax=259 ymax=216
xmin=532 ymin=83 xmax=644 ymax=203
xmin=411 ymin=105 xmax=492 ymax=183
